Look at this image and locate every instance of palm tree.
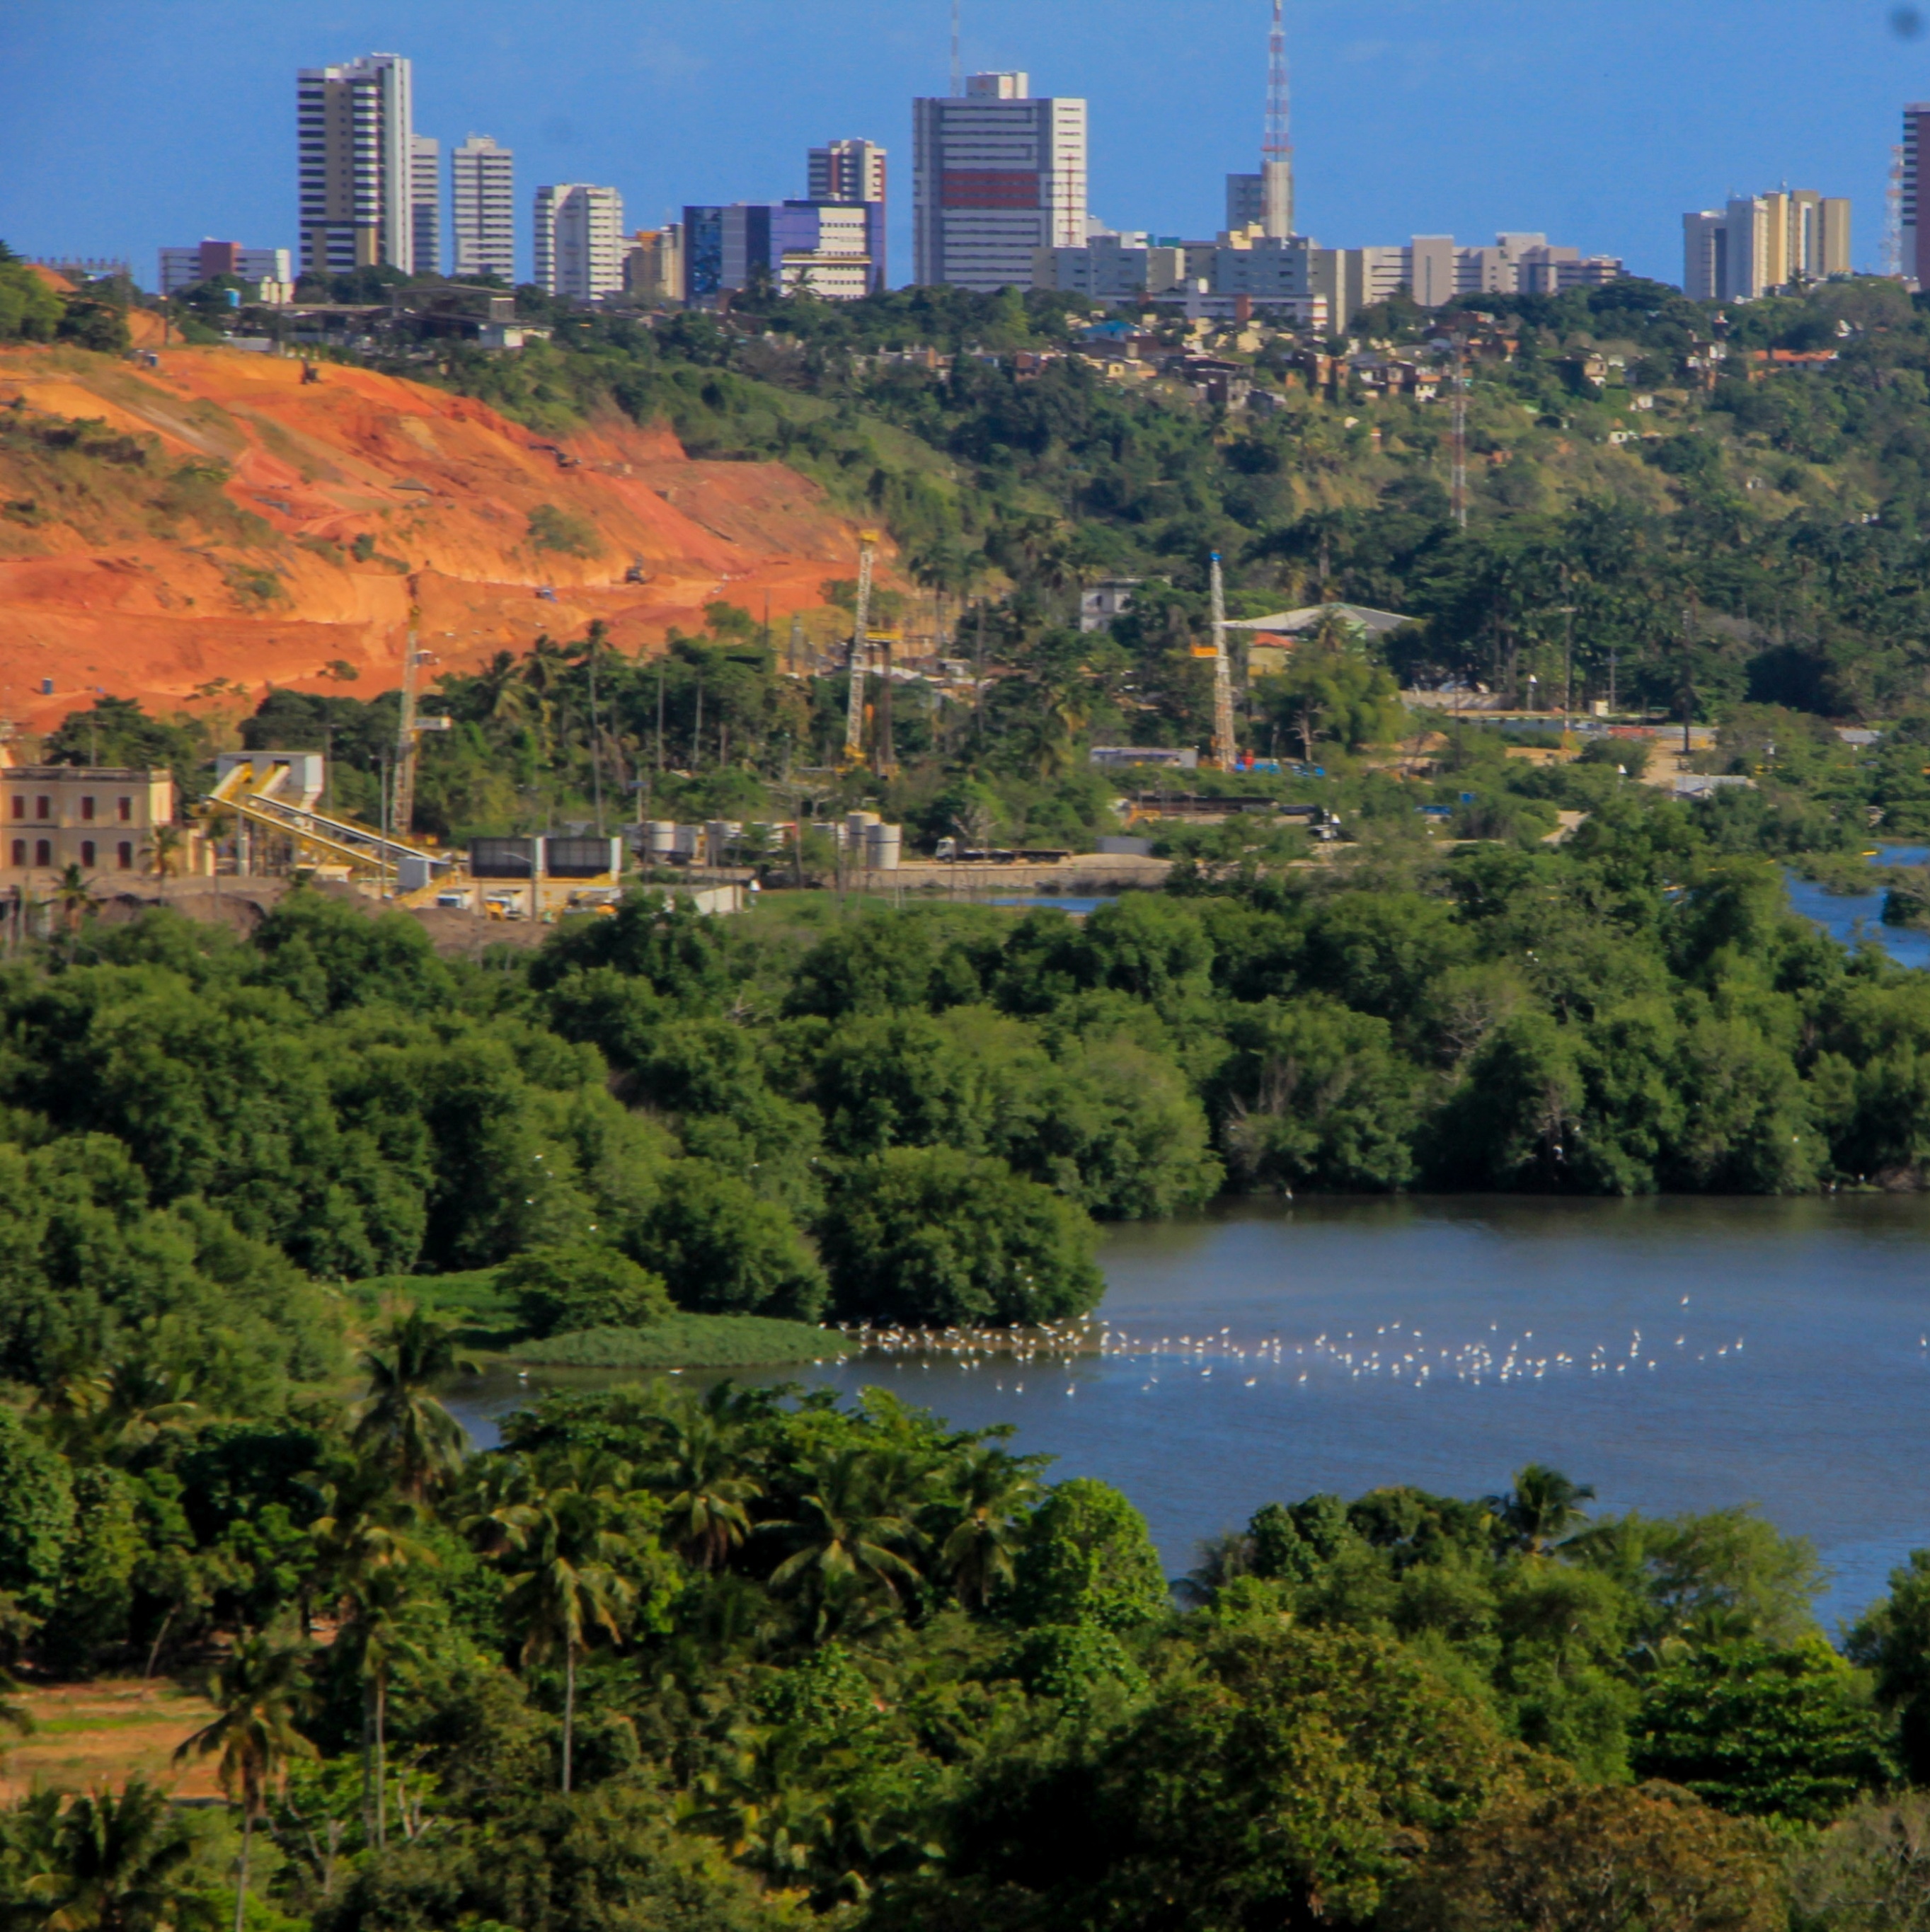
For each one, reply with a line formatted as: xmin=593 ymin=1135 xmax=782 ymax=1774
xmin=310 ymin=1482 xmax=437 ymax=1844
xmin=936 ymin=1447 xmax=1040 ymax=1611
xmin=764 ymin=1449 xmax=923 ymax=1614
xmin=175 ymin=1633 xmax=316 ymax=1932
xmin=52 ymin=862 xmax=96 ymax=936
xmin=648 ymin=1398 xmax=763 ymax=1571
xmin=338 ymin=1566 xmax=425 ymax=1851
xmin=45 ymin=1776 xmax=197 ymax=1932
xmin=142 ymin=825 xmax=184 ymax=904
xmin=350 ymin=1308 xmax=469 ymax=1500
xmin=483 ymin=1457 xmax=638 ymax=1792
xmin=1489 ymin=1464 xmax=1597 ymax=1556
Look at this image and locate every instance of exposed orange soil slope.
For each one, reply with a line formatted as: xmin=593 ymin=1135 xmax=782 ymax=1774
xmin=0 ymin=343 xmax=878 ymax=732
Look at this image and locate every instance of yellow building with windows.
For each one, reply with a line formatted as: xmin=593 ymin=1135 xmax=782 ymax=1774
xmin=1 ymin=766 xmax=176 ymax=878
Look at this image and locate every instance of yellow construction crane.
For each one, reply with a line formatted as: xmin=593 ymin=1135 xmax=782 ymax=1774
xmin=842 ymin=529 xmax=880 ymax=766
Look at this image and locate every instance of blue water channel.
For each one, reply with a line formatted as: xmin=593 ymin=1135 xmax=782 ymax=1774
xmin=1783 ymin=844 xmax=1930 ymax=971
xmin=452 ymin=1195 xmax=1930 ymax=1631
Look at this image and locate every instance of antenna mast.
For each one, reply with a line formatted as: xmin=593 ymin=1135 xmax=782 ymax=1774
xmin=1886 ymin=142 xmax=1905 ymax=280
xmin=950 ymin=0 xmax=963 ymax=96
xmin=1261 ymin=0 xmax=1294 ymax=238
xmin=1210 ymin=553 xmax=1237 ymax=771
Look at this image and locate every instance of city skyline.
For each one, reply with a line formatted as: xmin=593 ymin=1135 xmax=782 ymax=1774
xmin=0 ymin=0 xmax=1909 ymax=292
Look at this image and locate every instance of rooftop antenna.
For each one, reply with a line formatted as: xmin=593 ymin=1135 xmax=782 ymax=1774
xmin=950 ymin=0 xmax=963 ymax=96
xmin=1261 ymin=0 xmax=1294 ymax=238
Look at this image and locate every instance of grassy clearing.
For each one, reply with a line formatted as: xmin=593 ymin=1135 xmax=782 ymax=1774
xmin=516 ymin=1314 xmax=840 ymax=1369
xmin=351 ymin=1268 xmax=520 ymax=1346
xmin=0 ymin=1680 xmax=224 ymax=1800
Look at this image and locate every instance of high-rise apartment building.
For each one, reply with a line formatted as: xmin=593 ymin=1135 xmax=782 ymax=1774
xmin=297 ymin=53 xmax=414 ymax=278
xmin=1683 ymin=190 xmax=1851 ymax=299
xmin=912 ymin=72 xmax=1087 ymax=290
xmin=410 ymin=135 xmax=441 ymax=277
xmin=534 ymin=184 xmax=626 ymax=301
xmin=453 ymin=136 xmax=516 ymax=282
xmin=810 ymin=139 xmax=887 ymax=206
xmin=1905 ymin=105 xmax=1930 ymax=285
xmin=809 ymin=139 xmax=888 ymax=285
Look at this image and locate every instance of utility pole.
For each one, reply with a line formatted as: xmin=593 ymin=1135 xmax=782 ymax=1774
xmin=1210 ymin=552 xmax=1237 ymax=770
xmin=877 ymin=637 xmax=896 ymax=776
xmin=1450 ymin=335 xmax=1469 ymax=530
xmin=950 ymin=0 xmax=963 ymax=96
xmin=1680 ymin=602 xmax=1696 ymax=757
xmin=585 ymin=621 xmax=605 ymax=836
xmin=1559 ymin=604 xmax=1575 ymax=725
xmin=655 ymin=660 xmax=666 ymax=774
xmin=844 ymin=529 xmax=878 ymax=764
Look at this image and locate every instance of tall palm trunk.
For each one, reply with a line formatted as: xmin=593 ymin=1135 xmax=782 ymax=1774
xmin=375 ymin=1669 xmax=388 ymax=1849
xmin=361 ymin=1679 xmax=375 ymax=1846
xmin=233 ymin=1807 xmax=253 ymax=1932
xmin=562 ymin=1640 xmax=575 ymax=1793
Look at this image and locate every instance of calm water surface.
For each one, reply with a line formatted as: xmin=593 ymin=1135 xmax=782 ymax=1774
xmin=452 ymin=1196 xmax=1930 ymax=1628
xmin=1785 ymin=844 xmax=1930 ymax=970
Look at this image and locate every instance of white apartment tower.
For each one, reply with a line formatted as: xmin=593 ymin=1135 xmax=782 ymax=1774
xmin=913 ymin=73 xmax=1087 ymax=290
xmin=453 ymin=135 xmax=517 ymax=282
xmin=297 ymin=53 xmax=415 ymax=277
xmin=810 ymin=139 xmax=887 ymax=207
xmin=534 ymin=184 xmax=626 ymax=301
xmin=410 ymin=134 xmax=441 ymax=276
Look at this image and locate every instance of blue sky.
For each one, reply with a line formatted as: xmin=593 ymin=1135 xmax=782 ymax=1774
xmin=1 ymin=1 xmax=1925 ymax=291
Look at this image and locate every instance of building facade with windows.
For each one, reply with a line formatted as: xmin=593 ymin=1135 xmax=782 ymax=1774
xmin=410 ymin=134 xmax=441 ymax=276
xmin=1684 ymin=192 xmax=1851 ymax=300
xmin=913 ymin=72 xmax=1087 ymax=290
xmin=534 ymin=183 xmax=626 ymax=300
xmin=2 ymin=767 xmax=175 ymax=878
xmin=452 ymin=135 xmax=516 ymax=282
xmin=157 ymin=241 xmax=293 ymax=297
xmin=297 ymin=52 xmax=415 ymax=278
xmin=808 ymin=138 xmax=888 ymax=283
xmin=682 ymin=201 xmax=885 ymax=301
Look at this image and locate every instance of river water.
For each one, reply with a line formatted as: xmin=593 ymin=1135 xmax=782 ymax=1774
xmin=451 ymin=1195 xmax=1930 ymax=1630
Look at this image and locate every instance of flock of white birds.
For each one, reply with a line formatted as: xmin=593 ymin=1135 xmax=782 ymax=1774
xmin=803 ymin=1299 xmax=1867 ymax=1401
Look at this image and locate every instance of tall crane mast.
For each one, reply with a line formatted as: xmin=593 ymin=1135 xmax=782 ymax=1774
xmin=1210 ymin=553 xmax=1237 ymax=771
xmin=843 ymin=531 xmax=879 ymax=764
xmin=390 ymin=606 xmax=423 ymax=838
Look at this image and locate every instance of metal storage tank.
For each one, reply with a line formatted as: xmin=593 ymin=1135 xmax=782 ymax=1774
xmin=864 ymin=823 xmax=902 ymax=870
xmin=646 ymin=820 xmax=678 ymax=860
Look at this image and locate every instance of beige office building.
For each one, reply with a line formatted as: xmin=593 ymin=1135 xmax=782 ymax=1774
xmin=1684 ymin=190 xmax=1850 ymax=299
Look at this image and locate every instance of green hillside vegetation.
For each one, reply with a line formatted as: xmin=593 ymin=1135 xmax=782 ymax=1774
xmin=17 ymin=270 xmax=1930 ymax=1928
